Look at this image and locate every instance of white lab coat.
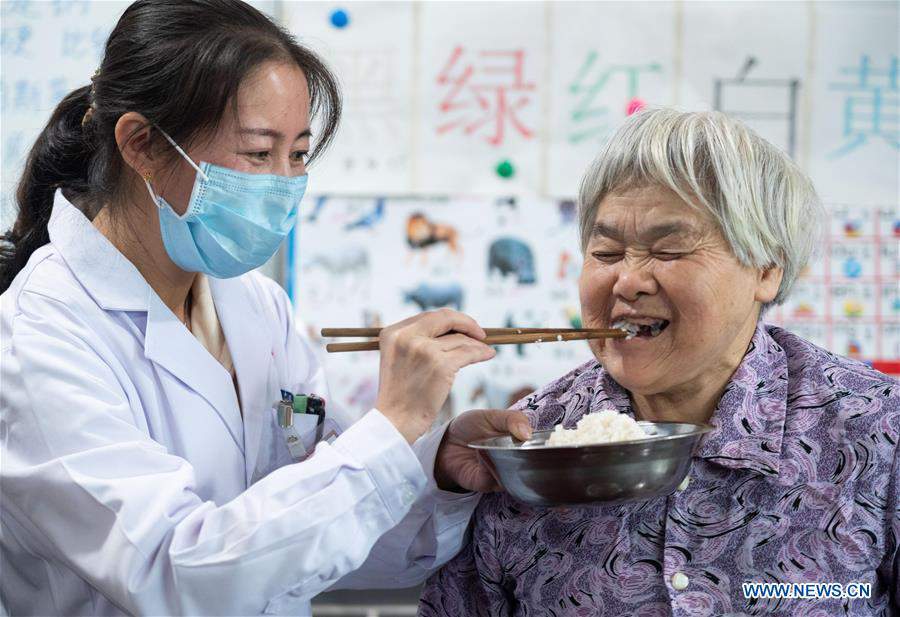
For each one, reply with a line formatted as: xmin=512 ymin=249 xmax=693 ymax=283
xmin=0 ymin=193 xmax=480 ymax=616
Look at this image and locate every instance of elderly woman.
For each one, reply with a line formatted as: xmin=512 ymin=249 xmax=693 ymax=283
xmin=420 ymin=109 xmax=899 ymax=616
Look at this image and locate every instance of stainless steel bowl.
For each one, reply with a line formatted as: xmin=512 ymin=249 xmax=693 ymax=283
xmin=469 ymin=421 xmax=712 ymax=506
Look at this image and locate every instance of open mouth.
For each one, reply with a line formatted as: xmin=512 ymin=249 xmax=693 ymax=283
xmin=612 ymin=318 xmax=671 ymax=339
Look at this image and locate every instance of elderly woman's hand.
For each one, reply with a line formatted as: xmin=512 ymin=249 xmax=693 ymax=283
xmin=434 ymin=409 xmax=532 ymax=492
xmin=375 ymin=309 xmax=496 ymax=444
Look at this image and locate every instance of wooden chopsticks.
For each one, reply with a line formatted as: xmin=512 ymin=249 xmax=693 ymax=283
xmin=321 ymin=327 xmax=626 ymax=353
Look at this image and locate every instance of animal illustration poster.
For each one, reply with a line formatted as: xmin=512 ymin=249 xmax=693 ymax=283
xmin=292 ymin=194 xmax=594 ymax=419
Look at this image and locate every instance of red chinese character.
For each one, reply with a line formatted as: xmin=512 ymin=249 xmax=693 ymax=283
xmin=435 ymin=46 xmax=536 ymax=146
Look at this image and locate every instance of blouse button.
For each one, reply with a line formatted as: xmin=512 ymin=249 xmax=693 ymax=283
xmin=676 ymin=475 xmax=690 ymax=491
xmin=671 ymin=571 xmax=689 ymax=591
xmin=400 ymin=482 xmax=418 ymax=506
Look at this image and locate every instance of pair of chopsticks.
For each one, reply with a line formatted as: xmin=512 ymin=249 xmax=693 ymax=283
xmin=321 ymin=327 xmax=627 ymax=353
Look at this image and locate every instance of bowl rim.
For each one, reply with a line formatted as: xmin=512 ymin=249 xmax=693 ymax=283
xmin=467 ymin=420 xmax=714 ymax=451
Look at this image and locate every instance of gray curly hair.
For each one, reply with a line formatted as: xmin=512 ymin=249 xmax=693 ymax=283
xmin=578 ymin=108 xmax=824 ymax=305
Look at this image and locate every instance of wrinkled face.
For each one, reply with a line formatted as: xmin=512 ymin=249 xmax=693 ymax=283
xmin=579 ymin=185 xmax=777 ymax=396
xmin=153 ymin=60 xmax=311 ymax=215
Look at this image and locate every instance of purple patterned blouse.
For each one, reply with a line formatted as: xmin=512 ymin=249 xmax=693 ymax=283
xmin=420 ymin=324 xmax=899 ymax=616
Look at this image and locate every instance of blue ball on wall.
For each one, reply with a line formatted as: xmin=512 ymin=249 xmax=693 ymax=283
xmin=330 ymin=9 xmax=349 ymax=29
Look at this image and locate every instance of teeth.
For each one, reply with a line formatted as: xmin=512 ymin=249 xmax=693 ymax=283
xmin=612 ymin=318 xmax=668 ymax=339
xmin=612 ymin=320 xmax=639 ymax=339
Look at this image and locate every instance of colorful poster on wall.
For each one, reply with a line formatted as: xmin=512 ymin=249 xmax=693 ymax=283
xmin=0 ymin=0 xmax=128 ymax=227
xmin=283 ymin=1 xmax=415 ymax=194
xmin=769 ymin=202 xmax=900 ymax=366
xmin=806 ymin=1 xmax=899 ymax=205
xmin=679 ymin=1 xmax=810 ymax=161
xmin=546 ymin=1 xmax=676 ymax=197
xmin=0 ymin=0 xmax=277 ymax=228
xmin=417 ymin=1 xmax=546 ymax=195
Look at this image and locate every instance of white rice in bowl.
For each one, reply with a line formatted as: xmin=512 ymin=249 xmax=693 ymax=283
xmin=546 ymin=409 xmax=647 ymax=446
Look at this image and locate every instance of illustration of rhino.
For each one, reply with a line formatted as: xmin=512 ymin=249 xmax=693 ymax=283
xmin=403 ymin=282 xmax=464 ymax=311
xmin=488 ymin=237 xmax=536 ymax=284
xmin=304 ymin=246 xmax=369 ymax=275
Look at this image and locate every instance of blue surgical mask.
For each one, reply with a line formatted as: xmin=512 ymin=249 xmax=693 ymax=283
xmin=144 ymin=129 xmax=308 ymax=278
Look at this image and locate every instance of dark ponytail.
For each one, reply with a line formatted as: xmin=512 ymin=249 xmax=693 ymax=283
xmin=0 ymin=0 xmax=341 ymax=293
xmin=0 ymin=86 xmax=97 ymax=292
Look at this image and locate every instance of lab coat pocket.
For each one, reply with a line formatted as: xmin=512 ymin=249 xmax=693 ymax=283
xmin=282 ymin=412 xmax=321 ymax=461
xmin=250 ymin=408 xmax=296 ymax=483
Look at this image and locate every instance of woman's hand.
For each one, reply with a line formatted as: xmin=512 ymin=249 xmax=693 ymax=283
xmin=375 ymin=309 xmax=496 ymax=444
xmin=434 ymin=409 xmax=532 ymax=493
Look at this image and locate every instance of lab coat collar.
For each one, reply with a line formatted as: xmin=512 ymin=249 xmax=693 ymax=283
xmin=144 ymin=291 xmax=245 ymax=455
xmin=48 ymin=191 xmax=153 ymax=312
xmin=50 ymin=192 xmax=247 ymax=454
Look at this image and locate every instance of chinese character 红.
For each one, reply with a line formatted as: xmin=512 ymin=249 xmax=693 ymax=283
xmin=568 ymin=51 xmax=661 ymax=144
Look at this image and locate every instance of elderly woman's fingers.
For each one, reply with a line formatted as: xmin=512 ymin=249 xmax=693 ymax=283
xmin=435 ymin=409 xmax=531 ymax=492
xmin=476 ymin=450 xmax=503 ymax=491
xmin=445 ymin=409 xmax=534 ymax=445
xmin=471 ymin=408 xmax=533 ymax=441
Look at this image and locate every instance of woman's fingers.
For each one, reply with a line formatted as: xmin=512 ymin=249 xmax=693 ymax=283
xmin=442 ymin=341 xmax=496 ymax=371
xmin=437 ymin=333 xmax=496 ymax=370
xmin=437 ymin=332 xmax=493 ymax=353
xmin=476 ymin=409 xmax=533 ymax=441
xmin=374 ymin=310 xmax=494 ymax=444
xmin=405 ymin=308 xmax=487 ymax=341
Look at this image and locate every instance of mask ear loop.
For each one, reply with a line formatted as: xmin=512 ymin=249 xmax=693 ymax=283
xmin=143 ymin=126 xmax=211 ymax=211
xmin=156 ymin=128 xmax=210 ymax=182
xmin=143 ymin=171 xmax=161 ymax=206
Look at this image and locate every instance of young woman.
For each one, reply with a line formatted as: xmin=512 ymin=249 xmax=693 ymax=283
xmin=0 ymin=1 xmax=531 ymax=614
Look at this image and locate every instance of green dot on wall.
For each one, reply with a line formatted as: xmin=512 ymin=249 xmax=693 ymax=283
xmin=495 ymin=159 xmax=515 ymax=179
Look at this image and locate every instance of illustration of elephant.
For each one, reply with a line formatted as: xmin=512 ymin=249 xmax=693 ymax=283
xmin=488 ymin=237 xmax=536 ymax=284
xmin=403 ymin=282 xmax=464 ymax=311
